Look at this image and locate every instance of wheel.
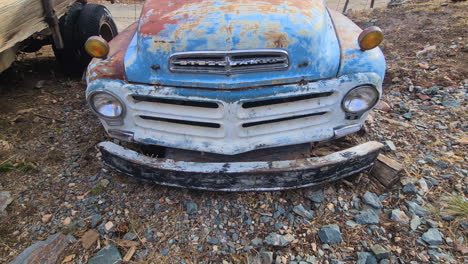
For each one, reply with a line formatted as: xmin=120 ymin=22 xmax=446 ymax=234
xmin=54 ymin=3 xmax=118 ymax=76
xmin=53 ymin=2 xmax=83 ymax=75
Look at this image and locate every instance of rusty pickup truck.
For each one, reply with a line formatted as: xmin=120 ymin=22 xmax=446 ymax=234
xmin=85 ymin=0 xmax=386 ymax=191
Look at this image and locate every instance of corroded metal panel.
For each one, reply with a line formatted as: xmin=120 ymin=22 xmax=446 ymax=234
xmin=328 ymin=9 xmax=386 ymax=80
xmin=123 ymin=0 xmax=341 ymax=88
xmin=98 ymin=141 xmax=383 ymax=191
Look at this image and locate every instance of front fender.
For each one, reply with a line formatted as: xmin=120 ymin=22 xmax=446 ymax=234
xmin=329 ymin=9 xmax=386 ymax=82
xmin=86 ymin=23 xmax=138 ymax=83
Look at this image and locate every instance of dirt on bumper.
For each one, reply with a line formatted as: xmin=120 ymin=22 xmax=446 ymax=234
xmin=98 ymin=141 xmax=384 ymax=191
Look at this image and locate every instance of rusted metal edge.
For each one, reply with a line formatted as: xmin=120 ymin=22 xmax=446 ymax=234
xmin=98 ymin=141 xmax=384 ymax=191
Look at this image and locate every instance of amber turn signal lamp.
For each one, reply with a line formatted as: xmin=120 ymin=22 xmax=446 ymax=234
xmin=358 ymin=26 xmax=383 ymax=51
xmin=85 ymin=36 xmax=110 ymax=59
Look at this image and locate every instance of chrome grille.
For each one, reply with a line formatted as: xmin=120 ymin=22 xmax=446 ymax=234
xmin=169 ymin=50 xmax=289 ymax=75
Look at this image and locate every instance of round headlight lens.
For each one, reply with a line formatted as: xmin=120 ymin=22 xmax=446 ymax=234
xmin=342 ymin=85 xmax=379 ymax=113
xmin=90 ymin=92 xmax=123 ymax=118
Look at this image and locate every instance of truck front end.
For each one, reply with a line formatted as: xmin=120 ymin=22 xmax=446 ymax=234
xmin=85 ymin=0 xmax=386 ymax=191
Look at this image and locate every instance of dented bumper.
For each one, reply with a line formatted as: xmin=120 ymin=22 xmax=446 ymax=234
xmin=98 ymin=141 xmax=383 ymax=191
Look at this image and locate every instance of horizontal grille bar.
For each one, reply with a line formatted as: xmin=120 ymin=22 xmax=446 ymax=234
xmin=242 ymin=112 xmax=328 ymax=128
xmin=242 ymin=92 xmax=334 ymax=109
xmin=169 ymin=49 xmax=289 ymax=75
xmin=140 ymin=116 xmax=221 ymax=128
xmin=132 ymin=96 xmax=219 ymax=109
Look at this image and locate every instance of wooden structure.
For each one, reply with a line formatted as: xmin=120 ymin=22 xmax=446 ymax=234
xmin=0 ymin=0 xmax=75 ymax=71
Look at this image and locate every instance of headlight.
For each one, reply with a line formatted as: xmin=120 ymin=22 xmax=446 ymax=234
xmin=342 ymin=85 xmax=379 ymax=113
xmin=90 ymin=92 xmax=124 ymax=118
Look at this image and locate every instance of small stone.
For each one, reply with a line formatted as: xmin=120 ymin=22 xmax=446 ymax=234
xmin=34 ymin=80 xmax=45 ymax=89
xmin=371 ymin=245 xmax=391 ymax=260
xmin=251 ymin=237 xmax=263 ymax=247
xmin=63 ymin=217 xmax=72 ymax=226
xmin=318 ymin=225 xmax=342 ymax=244
xmin=0 ymin=191 xmax=13 ymax=214
xmin=383 ymin=141 xmax=396 ymax=152
xmin=123 ymin=232 xmax=138 ymax=241
xmin=10 ymin=234 xmax=76 ymax=264
xmin=402 ymin=113 xmax=412 ymax=120
xmin=422 ymin=228 xmax=443 ymax=246
xmin=184 ymin=201 xmax=198 ymax=215
xmin=293 ymin=204 xmax=314 ymax=219
xmin=104 ymin=221 xmax=114 ymax=231
xmin=41 ymin=214 xmax=53 ymax=224
xmin=81 ymin=229 xmax=100 ymax=249
xmin=264 ymin=233 xmax=295 ymax=247
xmin=100 ymin=179 xmax=110 ymax=188
xmin=441 ymin=100 xmax=460 ymax=108
xmin=259 ymin=251 xmax=274 ymax=264
xmin=305 ymin=189 xmax=324 ymax=203
xmin=374 ymin=101 xmax=391 ymax=112
xmin=422 ymin=86 xmax=440 ymax=95
xmin=410 ymin=215 xmax=421 ymax=231
xmin=88 ymin=244 xmax=122 ymax=264
xmin=357 ymin=252 xmax=377 ymax=264
xmin=390 ymin=209 xmax=409 ymax=224
xmin=406 ymin=201 xmax=428 ymax=216
xmin=91 ymin=214 xmax=103 ymax=228
xmin=402 ymin=183 xmax=417 ymax=195
xmin=355 ymin=210 xmax=380 ymax=225
xmin=362 ymin=192 xmax=383 ymax=209
xmin=206 ymin=237 xmax=219 ymax=245
xmin=160 ymin=248 xmax=170 ymax=256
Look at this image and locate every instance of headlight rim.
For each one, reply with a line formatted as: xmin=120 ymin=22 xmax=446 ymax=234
xmin=341 ymin=84 xmax=380 ymax=114
xmin=88 ymin=90 xmax=126 ymax=120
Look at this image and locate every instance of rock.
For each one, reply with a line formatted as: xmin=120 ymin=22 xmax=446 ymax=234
xmin=88 ymin=244 xmax=122 ymax=264
xmin=10 ymin=234 xmax=76 ymax=264
xmin=81 ymin=229 xmax=100 ymax=249
xmin=422 ymin=86 xmax=440 ymax=95
xmin=259 ymin=251 xmax=274 ymax=264
xmin=427 ymin=249 xmax=457 ymax=263
xmin=63 ymin=217 xmax=72 ymax=226
xmin=406 ymin=201 xmax=428 ymax=216
xmin=34 ymin=80 xmax=45 ymax=89
xmin=91 ymin=214 xmax=103 ymax=228
xmin=264 ymin=233 xmax=295 ymax=247
xmin=402 ymin=183 xmax=417 ymax=195
xmin=441 ymin=100 xmax=460 ymax=108
xmin=371 ymin=245 xmax=391 ymax=260
xmin=104 ymin=221 xmax=114 ymax=231
xmin=318 ymin=225 xmax=342 ymax=244
xmin=123 ymin=232 xmax=138 ymax=241
xmin=206 ymin=237 xmax=219 ymax=245
xmin=422 ymin=228 xmax=443 ymax=246
xmin=0 ymin=191 xmax=13 ymax=214
xmin=0 ymin=140 xmax=13 ymax=155
xmin=355 ymin=210 xmax=380 ymax=225
xmin=100 ymin=179 xmax=110 ymax=188
xmin=251 ymin=237 xmax=263 ymax=247
xmin=41 ymin=214 xmax=52 ymax=224
xmin=410 ymin=215 xmax=421 ymax=231
xmin=160 ymin=248 xmax=170 ymax=256
xmin=416 ymin=45 xmax=437 ymax=57
xmin=402 ymin=113 xmax=412 ymax=120
xmin=293 ymin=204 xmax=314 ymax=219
xmin=374 ymin=101 xmax=391 ymax=112
xmin=417 ymin=93 xmax=431 ymax=100
xmin=346 ymin=220 xmax=359 ymax=228
xmin=390 ymin=209 xmax=409 ymax=224
xmin=357 ymin=252 xmax=378 ymax=264
xmin=383 ymin=141 xmax=396 ymax=152
xmin=388 ymin=0 xmax=410 ymax=7
xmin=184 ymin=201 xmax=198 ymax=215
xmin=362 ymin=192 xmax=383 ymax=209
xmin=305 ymin=189 xmax=324 ymax=203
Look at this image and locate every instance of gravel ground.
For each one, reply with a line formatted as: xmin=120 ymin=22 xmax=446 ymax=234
xmin=0 ymin=0 xmax=467 ymax=263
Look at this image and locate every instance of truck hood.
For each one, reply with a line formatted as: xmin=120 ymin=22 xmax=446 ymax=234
xmin=124 ymin=0 xmax=340 ymax=88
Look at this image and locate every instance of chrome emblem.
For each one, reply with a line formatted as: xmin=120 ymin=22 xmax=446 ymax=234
xmin=169 ymin=50 xmax=289 ymax=75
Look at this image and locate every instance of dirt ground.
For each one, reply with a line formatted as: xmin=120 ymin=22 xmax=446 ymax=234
xmin=0 ymin=0 xmax=466 ymax=263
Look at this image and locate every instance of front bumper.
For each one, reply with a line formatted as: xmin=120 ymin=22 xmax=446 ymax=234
xmin=98 ymin=141 xmax=383 ymax=191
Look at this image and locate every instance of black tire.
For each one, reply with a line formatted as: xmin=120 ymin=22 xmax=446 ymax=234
xmin=53 ymin=2 xmax=84 ymax=75
xmin=54 ymin=3 xmax=118 ymax=76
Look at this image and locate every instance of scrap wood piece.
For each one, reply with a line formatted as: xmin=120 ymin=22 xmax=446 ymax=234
xmin=370 ymin=154 xmax=403 ymax=188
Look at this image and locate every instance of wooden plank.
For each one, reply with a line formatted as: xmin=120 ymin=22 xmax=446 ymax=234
xmin=0 ymin=0 xmax=74 ymax=54
xmin=370 ymin=154 xmax=403 ymax=188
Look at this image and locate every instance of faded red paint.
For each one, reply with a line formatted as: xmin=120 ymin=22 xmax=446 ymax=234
xmin=139 ymin=0 xmax=325 ymax=36
xmin=88 ymin=23 xmax=138 ymax=82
